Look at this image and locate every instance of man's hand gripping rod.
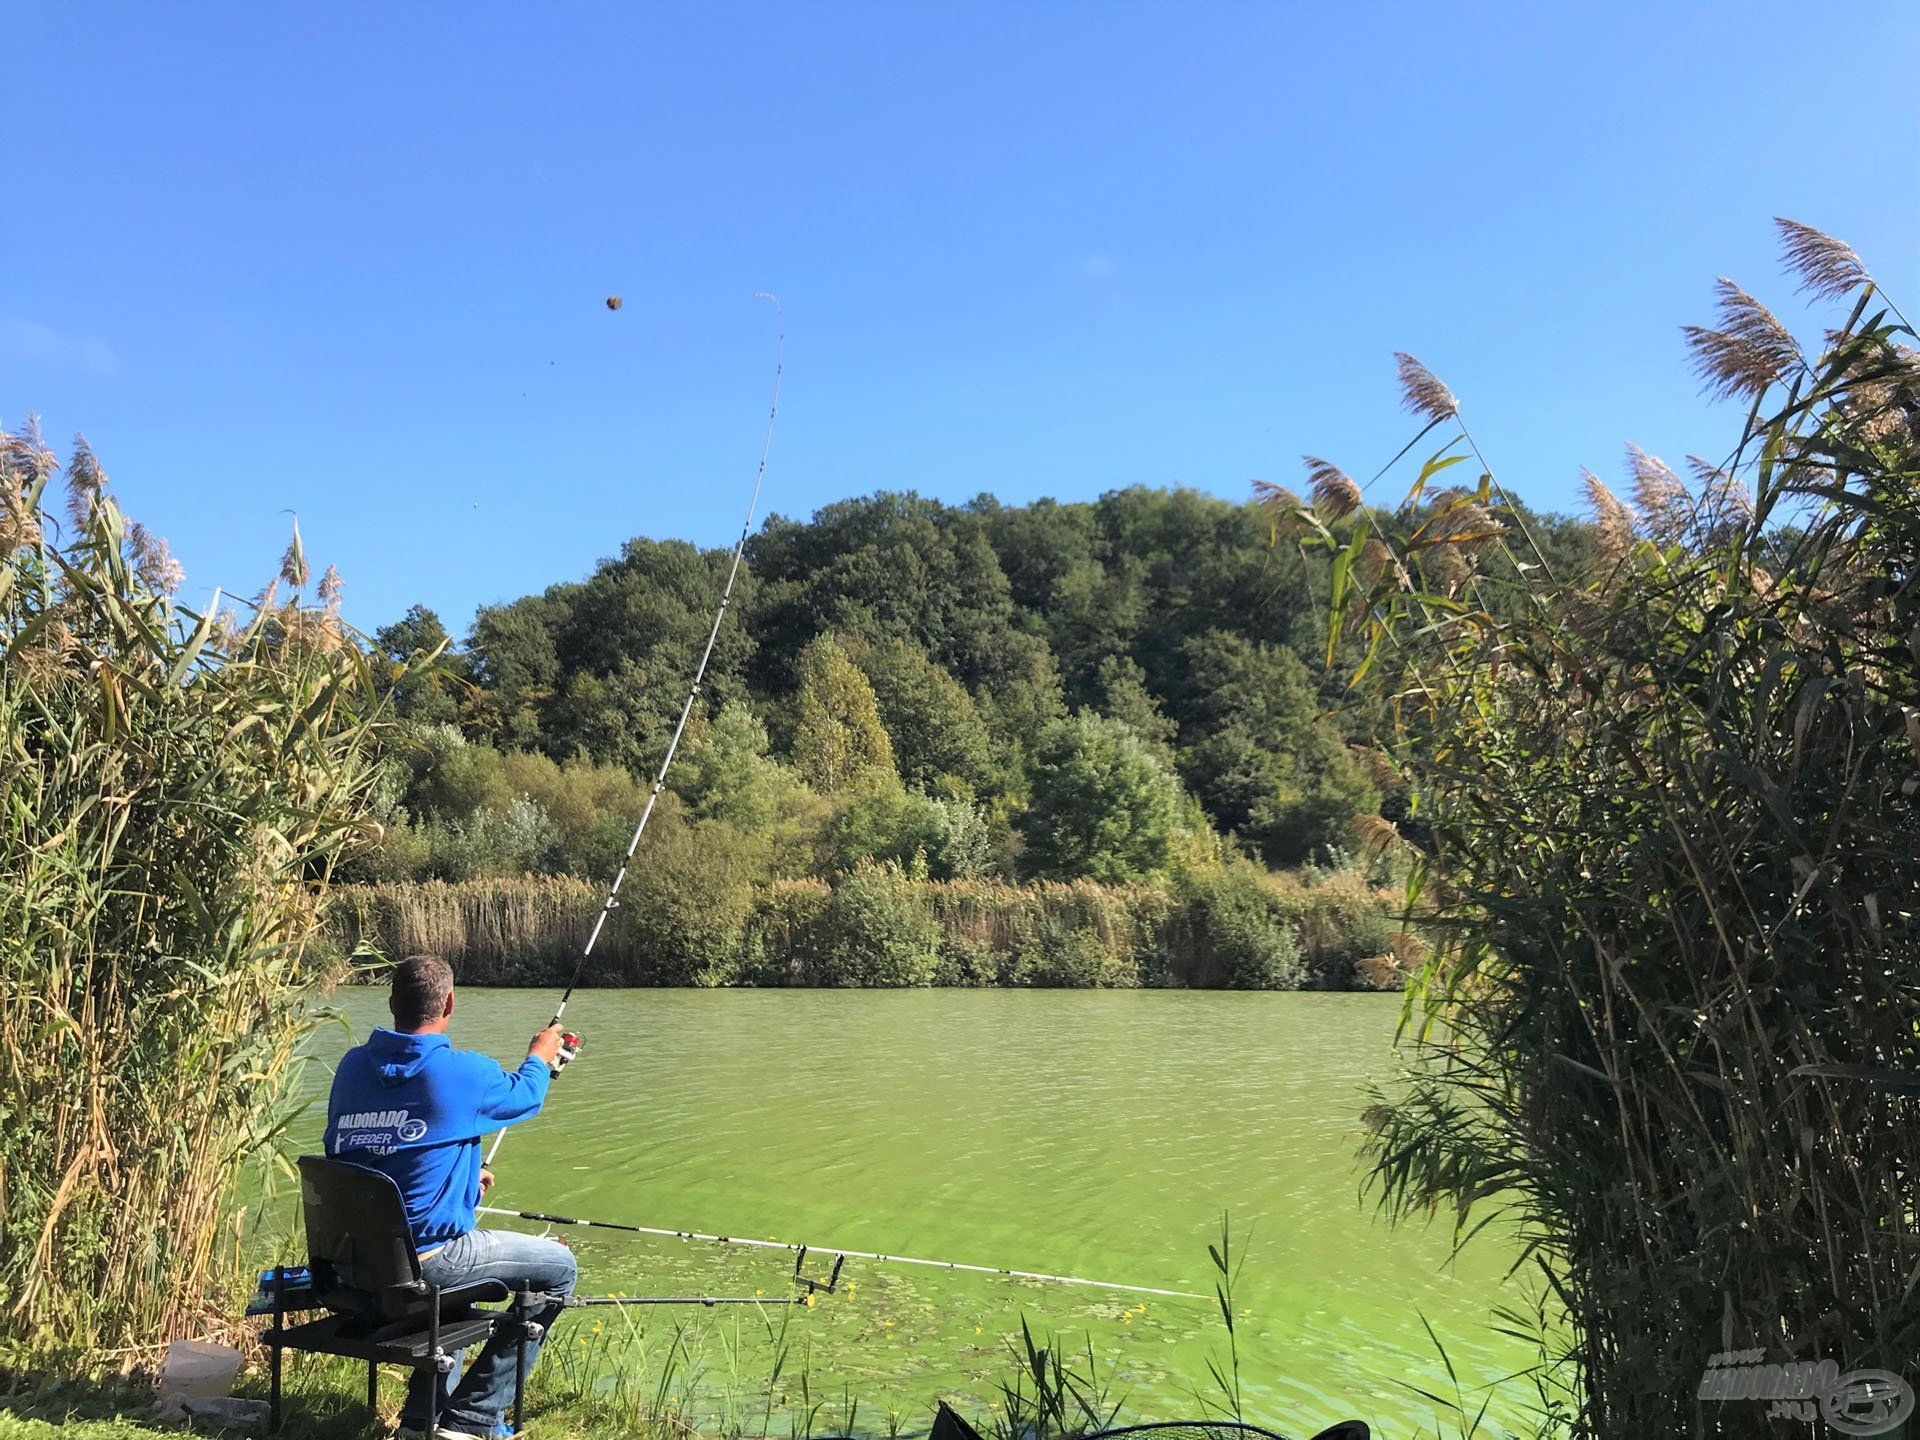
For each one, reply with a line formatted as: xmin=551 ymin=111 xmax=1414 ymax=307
xmin=485 ymin=295 xmax=783 ymax=1170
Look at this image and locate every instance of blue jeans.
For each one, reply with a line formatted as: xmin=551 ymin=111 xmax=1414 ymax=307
xmin=404 ymin=1228 xmax=577 ymax=1435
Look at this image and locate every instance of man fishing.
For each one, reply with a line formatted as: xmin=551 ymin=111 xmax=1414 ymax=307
xmin=326 ymin=953 xmax=578 ymax=1440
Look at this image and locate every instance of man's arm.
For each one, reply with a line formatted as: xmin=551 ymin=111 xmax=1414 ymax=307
xmin=471 ymin=1025 xmax=566 ymax=1127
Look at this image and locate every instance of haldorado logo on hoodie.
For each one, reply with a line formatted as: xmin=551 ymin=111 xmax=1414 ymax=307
xmin=334 ymin=1108 xmax=430 ymax=1155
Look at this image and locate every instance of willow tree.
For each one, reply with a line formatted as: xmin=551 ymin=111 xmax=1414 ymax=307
xmin=1267 ymin=223 xmax=1920 ymax=1436
xmin=0 ymin=424 xmax=406 ymax=1370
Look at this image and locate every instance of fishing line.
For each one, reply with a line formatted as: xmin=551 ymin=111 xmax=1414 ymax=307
xmin=485 ymin=293 xmax=784 ymax=1167
xmin=477 ymin=1205 xmax=1207 ymax=1301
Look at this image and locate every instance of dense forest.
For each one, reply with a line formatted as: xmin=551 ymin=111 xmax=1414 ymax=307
xmin=330 ymin=484 xmax=1595 ymax=988
xmin=357 ymin=485 xmax=1595 ymax=885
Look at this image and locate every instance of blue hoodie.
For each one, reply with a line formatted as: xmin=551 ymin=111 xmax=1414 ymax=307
xmin=325 ymin=1028 xmax=551 ymax=1246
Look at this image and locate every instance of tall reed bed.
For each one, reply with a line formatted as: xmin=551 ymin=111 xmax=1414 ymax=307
xmin=324 ymin=865 xmax=1398 ymax=990
xmin=1270 ymin=222 xmax=1920 ymax=1434
xmin=0 ymin=426 xmax=405 ymax=1373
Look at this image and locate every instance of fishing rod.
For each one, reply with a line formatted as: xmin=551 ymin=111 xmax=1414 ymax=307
xmin=485 ymin=293 xmax=785 ymax=1168
xmin=478 ymin=1204 xmax=1207 ymax=1301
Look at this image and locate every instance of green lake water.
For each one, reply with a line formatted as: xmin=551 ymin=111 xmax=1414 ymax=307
xmin=292 ymin=988 xmax=1531 ymax=1437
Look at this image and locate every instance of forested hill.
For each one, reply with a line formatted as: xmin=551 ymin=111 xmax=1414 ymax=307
xmin=362 ymin=484 xmax=1595 ymax=888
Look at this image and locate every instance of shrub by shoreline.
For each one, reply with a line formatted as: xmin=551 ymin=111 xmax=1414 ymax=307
xmin=324 ymin=865 xmax=1400 ymax=991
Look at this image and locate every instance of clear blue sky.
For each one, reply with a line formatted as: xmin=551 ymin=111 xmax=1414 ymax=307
xmin=7 ymin=2 xmax=1915 ymax=634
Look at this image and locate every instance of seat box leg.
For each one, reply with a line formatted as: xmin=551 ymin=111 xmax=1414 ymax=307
xmin=427 ymin=1284 xmax=442 ymax=1437
xmin=269 ymin=1265 xmax=284 ymax=1434
xmin=513 ymin=1286 xmax=530 ymax=1437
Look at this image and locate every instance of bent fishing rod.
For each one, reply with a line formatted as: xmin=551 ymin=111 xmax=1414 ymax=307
xmin=477 ymin=1204 xmax=1206 ymax=1301
xmin=485 ymin=293 xmax=785 ymax=1168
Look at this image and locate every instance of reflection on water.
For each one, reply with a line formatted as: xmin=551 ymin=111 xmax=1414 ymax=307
xmin=292 ymin=988 xmax=1530 ymax=1435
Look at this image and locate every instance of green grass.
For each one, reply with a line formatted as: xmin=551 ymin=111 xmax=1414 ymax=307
xmin=0 ymin=1295 xmax=1145 ymax=1440
xmin=3 ymin=1313 xmax=968 ymax=1440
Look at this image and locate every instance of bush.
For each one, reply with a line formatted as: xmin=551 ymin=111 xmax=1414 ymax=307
xmin=1006 ymin=916 xmax=1139 ymax=987
xmin=1271 ymin=869 xmax=1394 ymax=989
xmin=742 ymin=878 xmax=832 ymax=983
xmin=615 ymin=812 xmax=754 ymax=986
xmin=1167 ymin=862 xmax=1304 ymax=988
xmin=806 ymin=862 xmax=941 ymax=985
xmin=1020 ymin=713 xmax=1184 ymax=881
xmin=933 ymin=930 xmax=1000 ymax=986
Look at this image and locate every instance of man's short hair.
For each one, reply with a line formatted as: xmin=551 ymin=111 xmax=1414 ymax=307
xmin=390 ymin=954 xmax=455 ymax=1031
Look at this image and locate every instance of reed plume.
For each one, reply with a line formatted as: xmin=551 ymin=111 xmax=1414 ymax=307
xmin=1625 ymin=444 xmax=1690 ymax=544
xmin=64 ymin=434 xmax=106 ymax=531
xmin=1349 ymin=744 xmax=1400 ymax=791
xmin=1686 ymin=455 xmax=1754 ymax=540
xmin=1683 ymin=278 xmax=1802 ymax=401
xmin=2 ymin=416 xmax=57 ymax=493
xmin=1352 ymin=812 xmax=1403 ymax=855
xmin=127 ymin=521 xmax=183 ymax=594
xmin=1427 ymin=488 xmax=1503 ymax=549
xmin=1775 ymin=217 xmax=1869 ymax=301
xmin=1394 ymin=352 xmax=1458 ymax=422
xmin=1384 ymin=929 xmax=1429 ymax=966
xmin=1303 ymin=456 xmax=1361 ymax=518
xmin=1581 ymin=468 xmax=1635 ymax=564
xmin=279 ymin=516 xmax=309 ymax=589
xmin=1423 ymin=542 xmax=1469 ymax=595
xmin=0 ymin=482 xmax=41 ymax=554
xmin=1361 ymin=537 xmax=1410 ymax=591
xmin=1251 ymin=479 xmax=1309 ymax=537
xmin=1355 ymin=953 xmax=1400 ymax=989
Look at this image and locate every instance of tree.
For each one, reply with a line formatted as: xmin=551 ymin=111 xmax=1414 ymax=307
xmin=841 ymin=635 xmax=997 ymax=793
xmin=462 ymin=592 xmax=569 ymax=751
xmin=1019 ymin=713 xmax=1184 ymax=882
xmin=371 ymin=605 xmax=462 ymax=724
xmin=748 ymin=493 xmax=1066 ymax=747
xmin=824 ymin=779 xmax=946 ymax=875
xmin=676 ymin=702 xmax=828 ymax=877
xmin=1176 ymin=631 xmax=1376 ymax=864
xmin=790 ymin=636 xmax=895 ymax=793
xmin=1096 ymin=655 xmax=1177 ymax=759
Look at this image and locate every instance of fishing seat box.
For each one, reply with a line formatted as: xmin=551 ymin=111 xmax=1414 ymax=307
xmin=253 ymin=1155 xmax=542 ymax=1435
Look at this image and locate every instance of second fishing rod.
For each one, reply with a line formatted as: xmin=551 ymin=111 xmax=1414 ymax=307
xmin=485 ymin=294 xmax=784 ymax=1167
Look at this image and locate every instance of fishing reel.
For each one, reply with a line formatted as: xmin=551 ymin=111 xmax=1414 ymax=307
xmin=549 ymin=1031 xmax=582 ymax=1077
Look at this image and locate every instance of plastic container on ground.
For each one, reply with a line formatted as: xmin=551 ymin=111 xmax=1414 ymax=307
xmin=158 ymin=1339 xmax=243 ymax=1400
